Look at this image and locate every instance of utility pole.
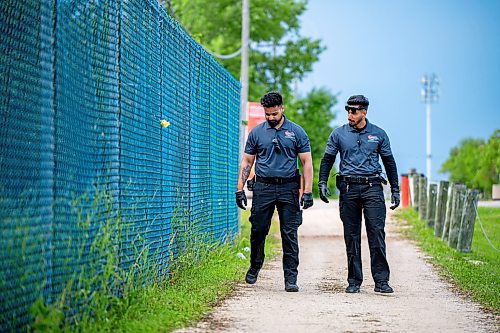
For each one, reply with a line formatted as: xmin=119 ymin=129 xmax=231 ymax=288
xmin=239 ymin=0 xmax=250 ymax=159
xmin=237 ymin=0 xmax=250 ymax=230
xmin=420 ymin=73 xmax=439 ymax=181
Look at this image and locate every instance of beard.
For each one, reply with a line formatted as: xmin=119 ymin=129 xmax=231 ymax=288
xmin=349 ymin=118 xmax=363 ymax=128
xmin=267 ymin=116 xmax=282 ymax=128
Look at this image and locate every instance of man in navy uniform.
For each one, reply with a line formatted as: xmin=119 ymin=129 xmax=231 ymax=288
xmin=235 ymin=91 xmax=313 ymax=292
xmin=318 ymin=95 xmax=400 ymax=294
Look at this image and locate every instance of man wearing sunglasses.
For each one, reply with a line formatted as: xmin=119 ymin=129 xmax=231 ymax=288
xmin=318 ymin=95 xmax=400 ymax=294
xmin=235 ymin=91 xmax=313 ymax=292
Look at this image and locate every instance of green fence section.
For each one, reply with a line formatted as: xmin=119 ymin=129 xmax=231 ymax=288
xmin=0 ymin=0 xmax=240 ymax=331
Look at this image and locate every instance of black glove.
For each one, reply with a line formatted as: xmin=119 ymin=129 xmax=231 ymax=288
xmin=301 ymin=192 xmax=314 ymax=209
xmin=318 ymin=181 xmax=331 ymax=203
xmin=235 ymin=190 xmax=247 ymax=210
xmin=390 ymin=190 xmax=400 ymax=210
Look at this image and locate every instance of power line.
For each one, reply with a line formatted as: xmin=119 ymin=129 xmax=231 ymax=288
xmin=206 ymin=48 xmax=242 ymax=60
xmin=159 ymin=0 xmax=243 ymax=60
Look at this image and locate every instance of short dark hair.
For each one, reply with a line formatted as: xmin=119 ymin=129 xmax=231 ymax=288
xmin=260 ymin=91 xmax=283 ymax=108
xmin=347 ymin=95 xmax=369 ymax=108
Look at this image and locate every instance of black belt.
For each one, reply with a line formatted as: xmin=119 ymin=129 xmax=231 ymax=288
xmin=337 ymin=175 xmax=382 ymax=184
xmin=256 ymin=175 xmax=298 ymax=185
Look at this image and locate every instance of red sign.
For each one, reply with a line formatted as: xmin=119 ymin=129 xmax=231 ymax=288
xmin=245 ymin=102 xmax=266 ymax=181
xmin=246 ymin=102 xmax=266 ymax=139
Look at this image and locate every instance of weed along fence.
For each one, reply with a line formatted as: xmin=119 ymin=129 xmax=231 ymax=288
xmin=0 ymin=1 xmax=240 ymax=331
xmin=401 ymin=171 xmax=481 ymax=252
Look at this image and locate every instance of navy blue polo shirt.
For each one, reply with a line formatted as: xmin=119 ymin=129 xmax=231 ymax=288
xmin=245 ymin=116 xmax=310 ymax=178
xmin=325 ymin=119 xmax=393 ymax=175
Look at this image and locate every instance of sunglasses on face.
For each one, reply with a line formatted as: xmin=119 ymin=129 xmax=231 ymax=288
xmin=344 ymin=105 xmax=366 ymax=114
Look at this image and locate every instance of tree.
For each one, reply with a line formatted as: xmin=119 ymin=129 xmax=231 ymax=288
xmin=164 ymin=0 xmax=338 ymax=196
xmin=286 ymin=88 xmax=338 ymax=196
xmin=165 ymin=0 xmax=324 ymax=100
xmin=477 ymin=130 xmax=500 ymax=194
xmin=440 ymin=130 xmax=499 ymax=198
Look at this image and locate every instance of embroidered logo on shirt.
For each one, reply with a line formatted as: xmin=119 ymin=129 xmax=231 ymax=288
xmin=284 ymin=130 xmax=295 ymax=139
xmin=367 ymin=135 xmax=379 ymax=142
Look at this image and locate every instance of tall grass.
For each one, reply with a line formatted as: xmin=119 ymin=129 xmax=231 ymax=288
xmin=117 ymin=209 xmax=280 ymax=332
xmin=30 ymin=189 xmax=154 ymax=332
xmin=27 ymin=195 xmax=281 ymax=332
xmin=394 ymin=207 xmax=499 ymax=314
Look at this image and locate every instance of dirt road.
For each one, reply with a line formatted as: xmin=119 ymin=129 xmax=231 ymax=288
xmin=176 ymin=200 xmax=498 ymax=333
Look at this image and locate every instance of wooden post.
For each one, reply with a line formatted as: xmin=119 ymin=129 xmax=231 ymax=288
xmin=426 ymin=183 xmax=438 ymax=227
xmin=442 ymin=183 xmax=455 ymax=241
xmin=418 ymin=176 xmax=427 ymax=220
xmin=434 ymin=181 xmax=449 ymax=237
xmin=408 ymin=169 xmax=418 ymax=208
xmin=457 ymin=189 xmax=480 ymax=252
xmin=448 ymin=184 xmax=467 ymax=249
xmin=411 ymin=174 xmax=420 ymax=211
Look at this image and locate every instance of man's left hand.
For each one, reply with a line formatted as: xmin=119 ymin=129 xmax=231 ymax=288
xmin=390 ymin=190 xmax=400 ymax=210
xmin=301 ymin=192 xmax=314 ymax=209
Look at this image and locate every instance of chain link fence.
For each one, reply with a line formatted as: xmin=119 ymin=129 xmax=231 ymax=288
xmin=0 ymin=1 xmax=240 ymax=330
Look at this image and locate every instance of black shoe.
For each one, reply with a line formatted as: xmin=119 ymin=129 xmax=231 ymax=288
xmin=374 ymin=281 xmax=394 ymax=293
xmin=245 ymin=267 xmax=260 ymax=284
xmin=285 ymin=281 xmax=299 ymax=292
xmin=345 ymin=283 xmax=360 ymax=293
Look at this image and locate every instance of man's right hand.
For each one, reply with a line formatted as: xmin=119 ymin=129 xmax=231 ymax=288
xmin=235 ymin=190 xmax=247 ymax=210
xmin=318 ymin=180 xmax=331 ymax=203
xmin=390 ymin=190 xmax=400 ymax=210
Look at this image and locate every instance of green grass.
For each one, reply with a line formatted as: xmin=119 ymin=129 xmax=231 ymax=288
xmin=110 ymin=241 xmax=248 ymax=332
xmin=110 ymin=209 xmax=281 ymax=332
xmin=30 ymin=207 xmax=282 ymax=332
xmin=394 ymin=207 xmax=500 ymax=314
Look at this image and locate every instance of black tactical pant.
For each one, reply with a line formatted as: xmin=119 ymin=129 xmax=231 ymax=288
xmin=249 ymin=181 xmax=302 ymax=283
xmin=337 ymin=180 xmax=390 ymax=285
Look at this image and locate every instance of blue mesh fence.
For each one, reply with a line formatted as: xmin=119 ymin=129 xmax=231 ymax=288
xmin=0 ymin=0 xmax=240 ymax=331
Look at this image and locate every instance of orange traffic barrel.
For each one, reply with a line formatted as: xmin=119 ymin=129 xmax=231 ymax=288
xmin=401 ymin=174 xmax=409 ymax=208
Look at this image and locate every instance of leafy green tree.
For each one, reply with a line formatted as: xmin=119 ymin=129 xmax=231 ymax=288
xmin=440 ymin=138 xmax=484 ymax=186
xmin=164 ymin=0 xmax=339 ymax=196
xmin=286 ymin=88 xmax=337 ymax=196
xmin=440 ymin=130 xmax=499 ymax=198
xmin=477 ymin=130 xmax=500 ymax=194
xmin=165 ymin=0 xmax=324 ymax=100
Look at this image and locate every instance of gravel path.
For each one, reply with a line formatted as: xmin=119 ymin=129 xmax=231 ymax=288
xmin=175 ymin=200 xmax=498 ymax=333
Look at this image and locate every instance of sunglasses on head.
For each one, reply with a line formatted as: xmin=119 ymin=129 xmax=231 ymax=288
xmin=345 ymin=105 xmax=366 ymax=114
